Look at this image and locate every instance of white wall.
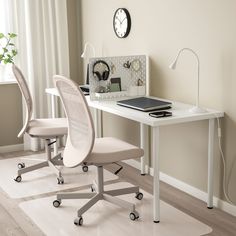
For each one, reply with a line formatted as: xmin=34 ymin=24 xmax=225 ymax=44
xmin=80 ymin=0 xmax=236 ymax=203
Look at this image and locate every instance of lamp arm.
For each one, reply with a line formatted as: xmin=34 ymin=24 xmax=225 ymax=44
xmin=174 ymin=48 xmax=200 ymax=108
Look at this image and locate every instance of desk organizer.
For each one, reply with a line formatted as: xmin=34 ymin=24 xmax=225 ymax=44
xmin=89 ymin=55 xmax=148 ymax=100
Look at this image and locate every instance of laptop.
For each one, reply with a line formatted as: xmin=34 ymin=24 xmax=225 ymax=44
xmin=117 ymin=97 xmax=172 ymax=112
xmin=79 ymin=85 xmax=89 ymax=96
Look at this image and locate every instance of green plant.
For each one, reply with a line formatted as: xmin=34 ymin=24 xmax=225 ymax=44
xmin=0 ymin=33 xmax=17 ymax=64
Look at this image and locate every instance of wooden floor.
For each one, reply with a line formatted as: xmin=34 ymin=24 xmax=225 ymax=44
xmin=0 ymin=150 xmax=236 ymax=236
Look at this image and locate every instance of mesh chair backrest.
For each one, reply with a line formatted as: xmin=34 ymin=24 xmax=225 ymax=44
xmin=12 ymin=64 xmax=33 ymax=138
xmin=54 ymin=75 xmax=95 ymax=168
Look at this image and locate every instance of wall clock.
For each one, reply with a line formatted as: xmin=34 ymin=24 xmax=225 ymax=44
xmin=113 ymin=8 xmax=131 ymax=38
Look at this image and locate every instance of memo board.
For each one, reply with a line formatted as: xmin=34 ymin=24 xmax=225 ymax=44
xmin=89 ymin=55 xmax=148 ymax=100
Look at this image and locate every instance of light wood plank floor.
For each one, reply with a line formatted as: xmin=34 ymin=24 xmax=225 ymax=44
xmin=0 ymin=150 xmax=235 ymax=236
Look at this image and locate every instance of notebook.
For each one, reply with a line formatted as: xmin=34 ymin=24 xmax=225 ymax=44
xmin=117 ymin=97 xmax=172 ymax=112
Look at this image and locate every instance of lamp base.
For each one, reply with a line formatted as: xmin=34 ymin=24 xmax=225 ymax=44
xmin=189 ymin=106 xmax=207 ymax=114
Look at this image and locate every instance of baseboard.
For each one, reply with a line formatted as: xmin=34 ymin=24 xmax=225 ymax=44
xmin=123 ymin=159 xmax=236 ymax=217
xmin=0 ymin=144 xmax=24 ymax=153
xmin=123 ymin=159 xmax=149 ymax=174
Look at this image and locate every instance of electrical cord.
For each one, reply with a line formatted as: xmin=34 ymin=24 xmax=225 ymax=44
xmin=215 ymin=115 xmax=235 ymax=205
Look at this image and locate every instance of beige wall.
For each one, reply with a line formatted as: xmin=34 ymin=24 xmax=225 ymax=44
xmin=80 ymin=0 xmax=236 ymax=202
xmin=67 ymin=0 xmax=83 ymax=84
xmin=0 ymin=84 xmax=23 ymax=146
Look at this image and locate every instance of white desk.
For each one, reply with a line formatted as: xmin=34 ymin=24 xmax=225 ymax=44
xmin=46 ymin=88 xmax=224 ymax=223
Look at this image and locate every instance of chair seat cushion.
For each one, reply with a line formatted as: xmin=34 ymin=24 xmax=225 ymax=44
xmin=86 ymin=137 xmax=144 ymax=164
xmin=27 ymin=118 xmax=67 ymax=138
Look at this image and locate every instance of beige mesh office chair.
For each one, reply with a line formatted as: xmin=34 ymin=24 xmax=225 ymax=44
xmin=12 ymin=65 xmax=69 ymax=184
xmin=53 ymin=75 xmax=144 ymax=226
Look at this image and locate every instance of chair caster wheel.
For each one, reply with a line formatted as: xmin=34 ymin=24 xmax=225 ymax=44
xmin=129 ymin=211 xmax=139 ymax=221
xmin=82 ymin=165 xmax=88 ymax=172
xmin=57 ymin=177 xmax=64 ymax=184
xmin=135 ymin=192 xmax=143 ymax=200
xmin=53 ymin=200 xmax=61 ymax=208
xmin=14 ymin=176 xmax=22 ymax=183
xmin=18 ymin=162 xmax=25 ymax=169
xmin=74 ymin=216 xmax=83 ymax=226
xmin=58 ymin=153 xmax=63 ymax=160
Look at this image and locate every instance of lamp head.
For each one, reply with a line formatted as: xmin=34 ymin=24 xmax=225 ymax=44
xmin=81 ymin=43 xmax=89 ymax=58
xmin=169 ymin=60 xmax=177 ymax=70
xmin=81 ymin=42 xmax=95 ymax=59
xmin=81 ymin=51 xmax=86 ymax=58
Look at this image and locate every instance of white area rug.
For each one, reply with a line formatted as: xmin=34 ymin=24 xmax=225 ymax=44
xmin=20 ymin=182 xmax=212 ymax=236
xmin=0 ymin=154 xmax=117 ymax=198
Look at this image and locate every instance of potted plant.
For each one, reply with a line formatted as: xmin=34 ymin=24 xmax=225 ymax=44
xmin=0 ymin=32 xmax=17 ymax=80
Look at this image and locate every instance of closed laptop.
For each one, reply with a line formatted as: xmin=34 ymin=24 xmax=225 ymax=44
xmin=117 ymin=97 xmax=172 ymax=112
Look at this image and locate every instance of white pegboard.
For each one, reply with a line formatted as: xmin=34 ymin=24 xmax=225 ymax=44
xmin=89 ymin=55 xmax=147 ymax=100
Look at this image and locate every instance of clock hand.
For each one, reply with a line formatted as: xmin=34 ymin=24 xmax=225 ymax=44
xmin=115 ymin=16 xmax=122 ymax=24
xmin=121 ymin=17 xmax=127 ymax=24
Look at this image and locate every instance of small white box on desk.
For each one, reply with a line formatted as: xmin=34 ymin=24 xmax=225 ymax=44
xmin=95 ymin=91 xmax=128 ymax=100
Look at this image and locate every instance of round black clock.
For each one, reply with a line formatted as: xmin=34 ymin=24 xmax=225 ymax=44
xmin=113 ymin=8 xmax=131 ymax=38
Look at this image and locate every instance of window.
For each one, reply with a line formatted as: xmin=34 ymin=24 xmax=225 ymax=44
xmin=0 ymin=0 xmax=12 ymax=33
xmin=0 ymin=0 xmax=16 ymax=83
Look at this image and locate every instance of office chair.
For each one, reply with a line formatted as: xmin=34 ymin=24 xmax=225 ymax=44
xmin=53 ymin=75 xmax=144 ymax=226
xmin=12 ymin=65 xmax=69 ymax=184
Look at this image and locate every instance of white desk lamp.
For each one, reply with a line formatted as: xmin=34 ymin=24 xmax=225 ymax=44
xmin=169 ymin=48 xmax=207 ymax=113
xmin=81 ymin=42 xmax=95 ymax=85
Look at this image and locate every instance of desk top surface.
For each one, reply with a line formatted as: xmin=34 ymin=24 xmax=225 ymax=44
xmin=46 ymin=88 xmax=224 ymax=127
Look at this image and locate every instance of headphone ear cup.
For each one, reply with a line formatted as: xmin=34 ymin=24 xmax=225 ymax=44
xmin=102 ymin=70 xmax=109 ymax=80
xmin=94 ymin=71 xmax=102 ymax=81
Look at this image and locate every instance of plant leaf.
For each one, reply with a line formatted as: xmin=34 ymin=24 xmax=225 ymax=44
xmin=0 ymin=32 xmax=17 ymax=64
xmin=9 ymin=33 xmax=17 ymax=38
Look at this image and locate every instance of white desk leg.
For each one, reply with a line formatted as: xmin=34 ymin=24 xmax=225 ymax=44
xmin=140 ymin=123 xmax=149 ymax=175
xmin=51 ymin=94 xmax=58 ymax=156
xmin=94 ymin=108 xmax=102 ymax=138
xmin=207 ymin=118 xmax=215 ymax=209
xmin=152 ymin=126 xmax=160 ymax=223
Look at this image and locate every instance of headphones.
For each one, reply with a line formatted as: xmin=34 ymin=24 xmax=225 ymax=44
xmin=92 ymin=60 xmax=110 ymax=81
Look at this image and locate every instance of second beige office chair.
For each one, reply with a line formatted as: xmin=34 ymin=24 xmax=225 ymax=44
xmin=53 ymin=75 xmax=144 ymax=226
xmin=12 ymin=65 xmax=69 ymax=184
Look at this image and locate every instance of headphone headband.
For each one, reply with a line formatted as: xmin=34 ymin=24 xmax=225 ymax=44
xmin=92 ymin=60 xmax=110 ymax=81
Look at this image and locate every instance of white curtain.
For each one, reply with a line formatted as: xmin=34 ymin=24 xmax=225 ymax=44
xmin=0 ymin=0 xmax=12 ymax=33
xmin=0 ymin=0 xmax=16 ymax=82
xmin=10 ymin=0 xmax=70 ymax=150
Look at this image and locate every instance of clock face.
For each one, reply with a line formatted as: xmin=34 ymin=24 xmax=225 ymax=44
xmin=113 ymin=8 xmax=131 ymax=38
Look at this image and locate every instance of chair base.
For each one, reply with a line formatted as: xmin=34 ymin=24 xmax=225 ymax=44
xmin=14 ymin=139 xmax=64 ymax=184
xmin=53 ymin=166 xmax=143 ymax=225
xmin=15 ymin=153 xmax=65 ymax=184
